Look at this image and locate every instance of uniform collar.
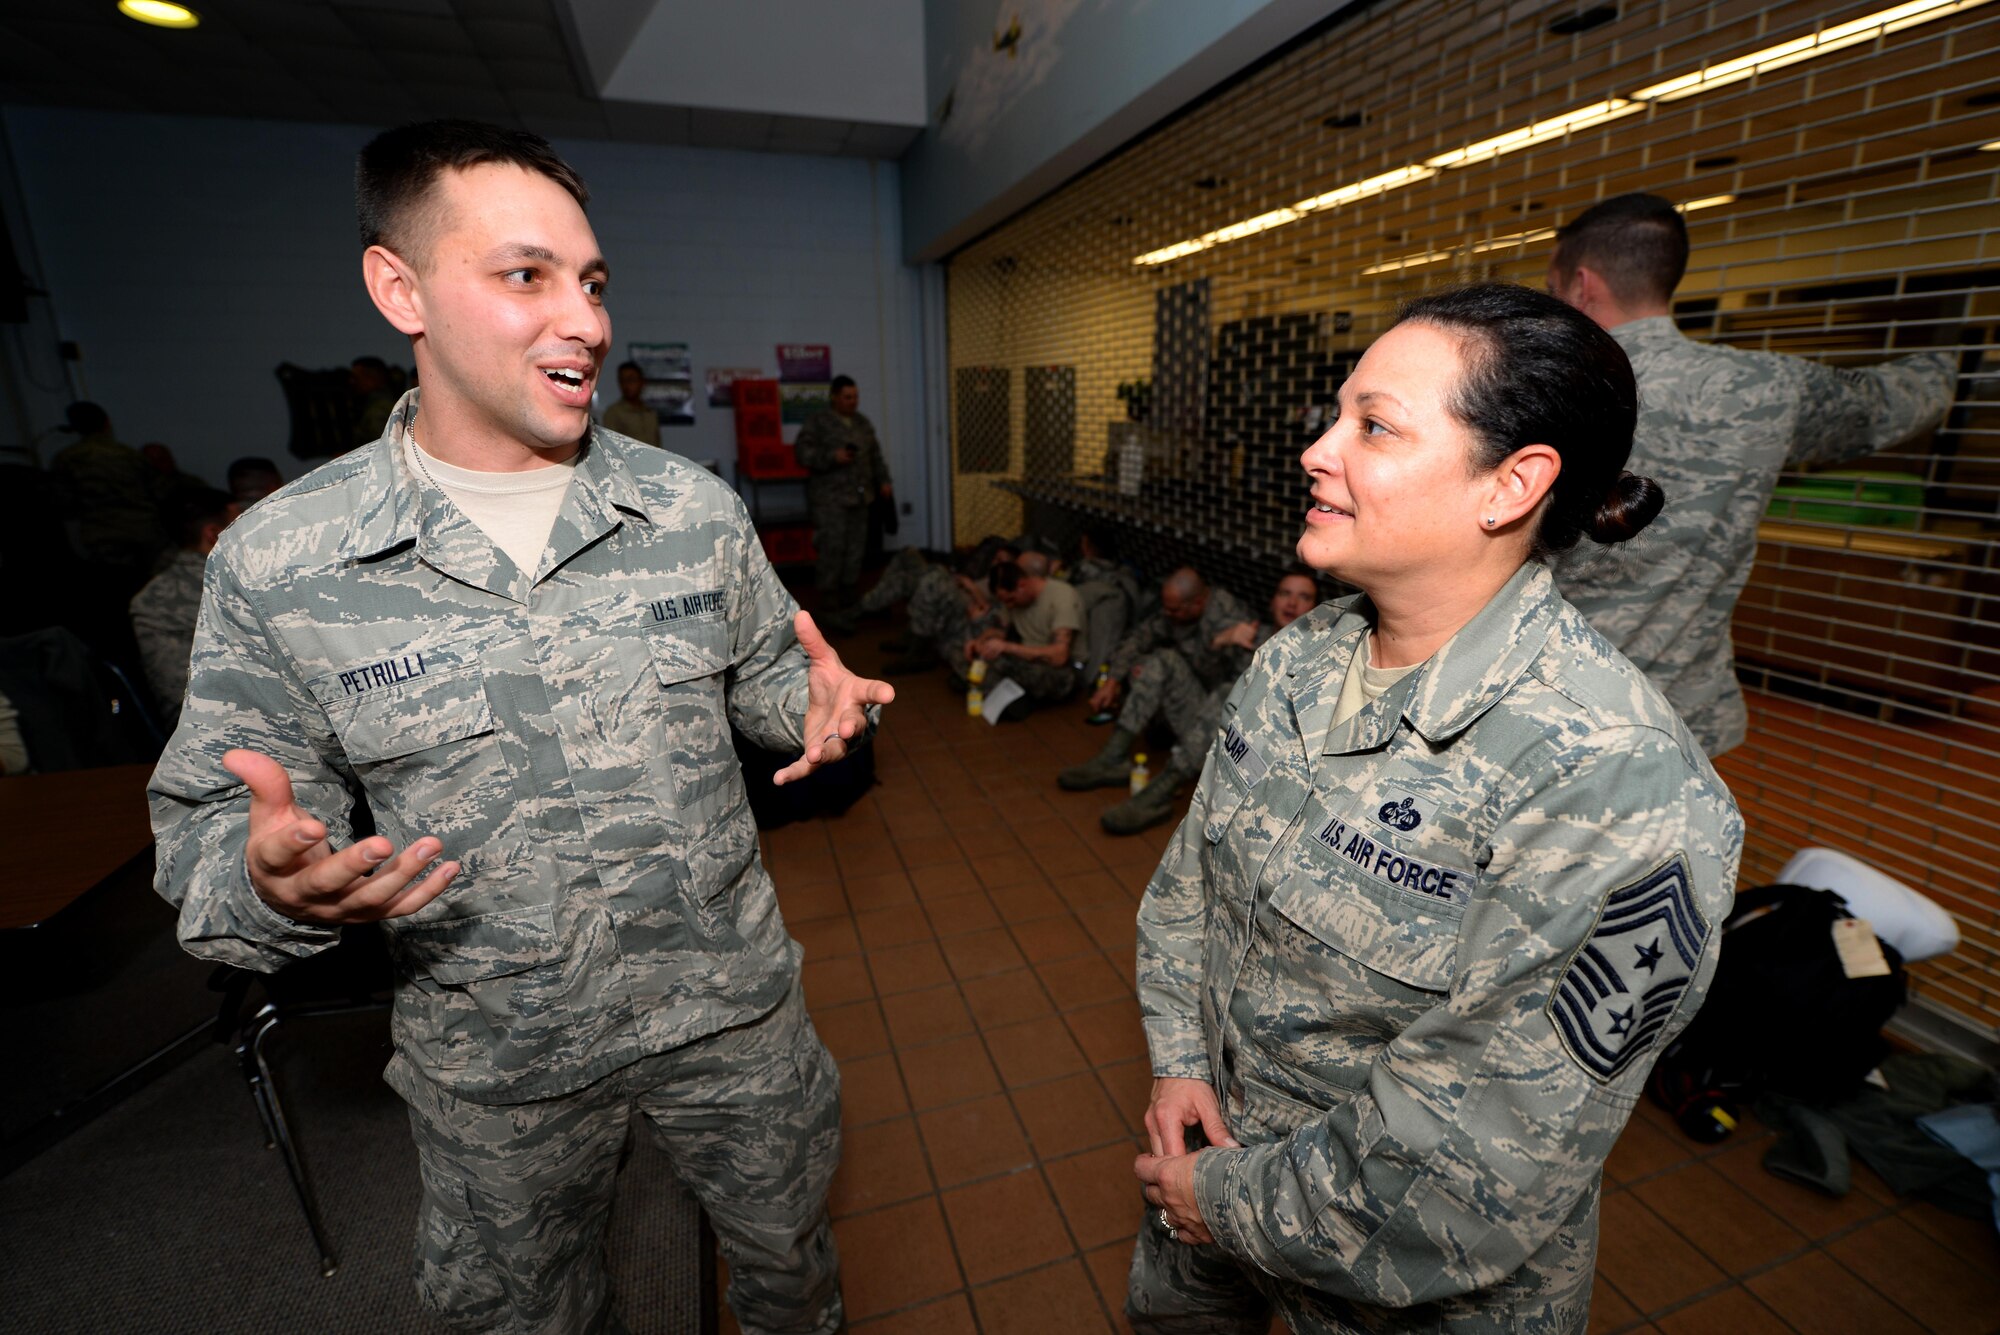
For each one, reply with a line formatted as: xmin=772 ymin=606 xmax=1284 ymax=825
xmin=1295 ymin=561 xmax=1560 ymax=753
xmin=341 ymin=388 xmax=661 ymax=590
xmin=1610 ymin=314 xmax=1683 ymax=348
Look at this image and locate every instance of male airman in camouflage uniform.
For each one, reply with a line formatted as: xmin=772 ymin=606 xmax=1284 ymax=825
xmin=50 ymin=401 xmax=168 ymax=576
xmin=794 ymin=375 xmax=892 ymax=607
xmin=969 ymin=552 xmax=1083 ymax=710
xmin=129 ymin=486 xmax=234 ymax=729
xmin=1059 ymin=567 xmax=1250 ymax=833
xmin=148 ymin=121 xmax=888 ymax=1335
xmin=1129 ymin=562 xmax=1742 ymax=1333
xmin=1546 ymin=193 xmax=1956 ymax=756
xmin=826 ymin=539 xmax=1011 ymax=673
xmin=1065 ymin=529 xmax=1145 ymax=677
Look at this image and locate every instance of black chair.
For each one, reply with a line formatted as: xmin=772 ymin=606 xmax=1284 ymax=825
xmin=0 ymin=626 xmax=159 ymax=771
xmin=209 ymin=927 xmax=394 ymax=1277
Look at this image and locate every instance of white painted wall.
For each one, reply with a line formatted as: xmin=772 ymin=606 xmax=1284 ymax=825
xmin=1 ymin=106 xmax=941 ymax=547
xmin=596 ymin=0 xmax=927 ymax=126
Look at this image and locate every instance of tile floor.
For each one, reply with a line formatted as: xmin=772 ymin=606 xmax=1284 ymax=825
xmin=721 ymin=620 xmax=2000 ymax=1335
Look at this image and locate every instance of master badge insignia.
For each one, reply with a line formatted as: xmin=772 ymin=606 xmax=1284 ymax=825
xmin=1550 ymin=854 xmax=1708 ymax=1082
xmin=1371 ymin=788 xmax=1436 ymax=833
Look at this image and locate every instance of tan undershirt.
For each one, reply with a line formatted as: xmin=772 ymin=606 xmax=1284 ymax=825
xmin=1332 ymin=635 xmax=1422 ymax=728
xmin=406 ymin=435 xmax=576 ymax=576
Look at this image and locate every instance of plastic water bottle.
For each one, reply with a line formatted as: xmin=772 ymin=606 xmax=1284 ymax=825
xmin=1129 ymin=753 xmax=1150 ymax=794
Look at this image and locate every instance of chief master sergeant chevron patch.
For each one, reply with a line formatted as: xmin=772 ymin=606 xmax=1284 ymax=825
xmin=1550 ymin=853 xmax=1710 ymax=1082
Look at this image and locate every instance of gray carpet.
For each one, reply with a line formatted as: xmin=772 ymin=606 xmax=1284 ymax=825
xmin=0 ymin=1007 xmax=710 ymax=1334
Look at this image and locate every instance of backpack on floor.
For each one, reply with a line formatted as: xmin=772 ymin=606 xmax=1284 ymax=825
xmin=1647 ymin=884 xmax=1908 ymax=1139
xmin=733 ymin=727 xmax=877 ymax=830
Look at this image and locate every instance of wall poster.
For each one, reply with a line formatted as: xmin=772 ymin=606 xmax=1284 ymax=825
xmin=630 ymin=341 xmax=695 ymax=426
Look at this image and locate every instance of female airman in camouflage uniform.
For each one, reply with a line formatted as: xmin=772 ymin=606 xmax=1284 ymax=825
xmin=1128 ymin=285 xmax=1743 ymax=1334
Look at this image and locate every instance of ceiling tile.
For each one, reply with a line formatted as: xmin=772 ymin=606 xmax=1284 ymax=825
xmin=210 ymin=2 xmax=360 ymax=46
xmin=376 ymin=51 xmax=500 ymax=90
xmin=336 ymin=0 xmax=456 ymax=15
xmin=456 ymin=0 xmax=561 ymax=22
xmin=464 ymin=17 xmax=567 ymax=61
xmin=333 ymin=9 xmax=468 ymax=53
xmin=485 ymin=56 xmax=579 ymax=95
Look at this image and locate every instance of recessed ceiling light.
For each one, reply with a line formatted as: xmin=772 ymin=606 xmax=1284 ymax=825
xmin=118 ymin=0 xmax=200 ymax=28
xmin=1322 ymin=112 xmax=1364 ymax=129
xmin=1982 ymin=139 xmax=2000 ymax=150
xmin=1548 ymin=6 xmax=1619 ymax=36
xmin=1694 ymin=154 xmax=1739 ymax=168
xmin=1680 ymin=193 xmax=1737 ymax=210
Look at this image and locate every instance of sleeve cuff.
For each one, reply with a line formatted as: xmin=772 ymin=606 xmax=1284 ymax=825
xmin=236 ymin=858 xmax=341 ymax=948
xmin=1194 ymin=1145 xmax=1257 ymax=1263
xmin=1143 ymin=1015 xmax=1210 ymax=1080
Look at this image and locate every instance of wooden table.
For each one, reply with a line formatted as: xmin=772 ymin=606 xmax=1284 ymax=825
xmin=0 ymin=762 xmax=156 ymax=929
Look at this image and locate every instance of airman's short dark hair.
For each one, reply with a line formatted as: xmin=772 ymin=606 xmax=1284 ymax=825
xmin=1551 ymin=193 xmax=1688 ymax=306
xmin=356 ymin=120 xmax=589 ymax=268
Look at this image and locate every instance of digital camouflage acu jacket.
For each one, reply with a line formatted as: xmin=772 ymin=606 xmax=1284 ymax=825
xmin=793 ymin=409 xmax=891 ymax=511
xmin=1552 ymin=317 xmax=1955 ymax=756
xmin=1107 ymin=584 xmax=1253 ymax=689
xmin=1137 ymin=562 xmax=1743 ymax=1332
xmin=150 ymin=392 xmax=817 ymax=1104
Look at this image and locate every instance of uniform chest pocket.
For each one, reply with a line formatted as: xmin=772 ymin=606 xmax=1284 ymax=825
xmin=1268 ymin=866 xmax=1460 ymax=994
xmin=326 ymin=666 xmax=496 ymax=764
xmin=648 ymin=618 xmax=731 ymax=688
xmin=645 ymin=620 xmax=743 ymax=831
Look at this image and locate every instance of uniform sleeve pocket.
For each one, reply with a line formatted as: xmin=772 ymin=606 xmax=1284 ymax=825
xmin=1203 ymin=763 xmax=1253 ymax=845
xmin=391 ymin=903 xmax=565 ymax=984
xmin=1270 ymin=876 xmax=1459 ymax=993
xmin=327 ymin=668 xmax=495 ymax=764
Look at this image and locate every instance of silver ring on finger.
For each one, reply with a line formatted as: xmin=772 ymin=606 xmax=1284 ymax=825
xmin=1155 ymin=1208 xmax=1171 ymax=1234
xmin=1166 ymin=1226 xmax=1179 ymax=1243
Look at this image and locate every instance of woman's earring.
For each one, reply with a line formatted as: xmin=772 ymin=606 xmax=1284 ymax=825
xmin=1485 ymin=516 xmax=1497 ymax=526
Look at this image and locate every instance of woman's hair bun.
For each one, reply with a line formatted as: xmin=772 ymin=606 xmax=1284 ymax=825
xmin=1588 ymin=471 xmax=1665 ymax=544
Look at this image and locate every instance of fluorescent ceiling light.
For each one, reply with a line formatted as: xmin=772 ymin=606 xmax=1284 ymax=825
xmin=1472 ymin=226 xmax=1558 ymax=254
xmin=1360 ymin=249 xmax=1457 ymax=276
xmin=1131 ymin=0 xmax=1991 ymax=266
xmin=1631 ymin=0 xmax=1996 ymax=102
xmin=1423 ymin=100 xmax=1643 ymax=169
xmin=119 ymin=0 xmax=200 ymax=28
xmin=1134 ymin=240 xmax=1212 ymax=266
xmin=1135 ymin=171 xmax=1431 ymax=265
xmin=1359 ymin=226 xmax=1558 ymax=276
xmin=1295 ymin=165 xmax=1439 ymax=213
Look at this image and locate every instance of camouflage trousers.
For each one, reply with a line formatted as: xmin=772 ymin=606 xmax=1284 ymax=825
xmin=1126 ymin=1215 xmax=1272 ymax=1335
xmin=811 ymin=501 xmax=867 ymax=592
xmin=401 ymin=985 xmax=843 ymax=1335
xmin=856 ymin=546 xmax=932 ymax=614
xmin=1126 ymin=1199 xmax=1598 ymax=1335
xmin=987 ymin=655 xmax=1078 ymax=703
xmin=1118 ymin=649 xmax=1230 ymax=773
xmin=1075 ymin=577 xmax=1135 ymax=676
